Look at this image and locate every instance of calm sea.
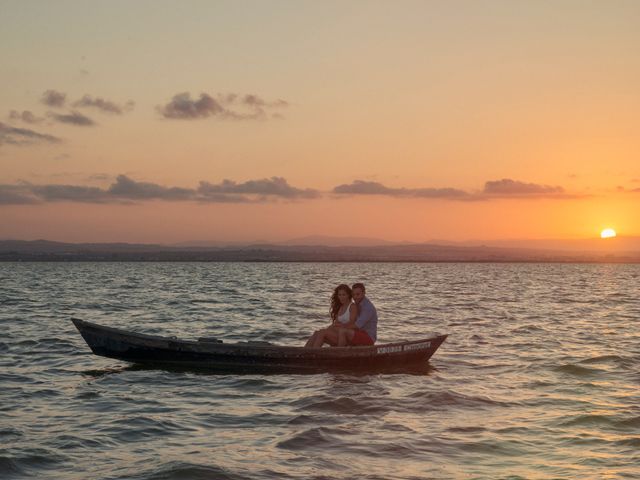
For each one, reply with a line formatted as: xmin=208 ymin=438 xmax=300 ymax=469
xmin=1 ymin=262 xmax=639 ymax=479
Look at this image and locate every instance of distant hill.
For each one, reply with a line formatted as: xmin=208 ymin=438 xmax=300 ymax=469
xmin=170 ymin=235 xmax=640 ymax=251
xmin=436 ymin=236 xmax=640 ymax=253
xmin=170 ymin=235 xmax=402 ymax=248
xmin=0 ymin=239 xmax=638 ymax=262
xmin=277 ymin=235 xmax=403 ymax=247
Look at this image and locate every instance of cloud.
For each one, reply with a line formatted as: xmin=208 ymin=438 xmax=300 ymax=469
xmin=0 ymin=175 xmax=317 ymax=204
xmin=482 ymin=178 xmax=565 ymax=196
xmin=0 ymin=122 xmax=62 ymax=146
xmin=41 ymin=90 xmax=67 ymax=107
xmin=157 ymin=91 xmax=288 ymax=120
xmin=333 ymin=178 xmax=574 ymax=201
xmin=47 ymin=110 xmax=95 ymax=126
xmin=0 ymin=175 xmax=580 ymax=205
xmin=241 ymin=94 xmax=288 ymax=108
xmin=332 ymin=180 xmax=472 ymax=200
xmin=107 ymin=175 xmax=195 ymax=200
xmin=618 ymin=184 xmax=640 ymax=193
xmin=8 ymin=110 xmax=46 ymax=125
xmin=0 ymin=184 xmax=40 ymax=204
xmin=73 ymin=95 xmax=135 ymax=114
xmin=9 ymin=92 xmax=132 ymax=134
xmin=333 ymin=180 xmax=396 ymax=195
xmin=31 ymin=184 xmax=109 ymax=203
xmin=198 ymin=177 xmax=319 ymax=200
xmin=158 ymin=92 xmax=225 ymax=119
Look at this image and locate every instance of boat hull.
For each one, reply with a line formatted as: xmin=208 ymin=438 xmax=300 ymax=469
xmin=71 ymin=318 xmax=447 ymax=373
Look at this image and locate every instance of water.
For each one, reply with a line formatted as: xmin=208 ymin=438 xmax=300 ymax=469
xmin=1 ymin=262 xmax=639 ymax=479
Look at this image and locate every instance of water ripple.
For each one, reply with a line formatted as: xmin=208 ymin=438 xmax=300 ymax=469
xmin=1 ymin=262 xmax=639 ymax=479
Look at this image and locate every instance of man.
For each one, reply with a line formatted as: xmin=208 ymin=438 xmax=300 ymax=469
xmin=310 ymin=283 xmax=377 ymax=348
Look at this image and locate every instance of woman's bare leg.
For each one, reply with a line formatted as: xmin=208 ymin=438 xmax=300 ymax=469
xmin=322 ymin=327 xmax=340 ymax=347
xmin=305 ymin=330 xmax=320 ymax=348
xmin=312 ymin=327 xmax=340 ymax=348
xmin=312 ymin=328 xmax=327 ymax=348
xmin=338 ymin=328 xmax=355 ymax=346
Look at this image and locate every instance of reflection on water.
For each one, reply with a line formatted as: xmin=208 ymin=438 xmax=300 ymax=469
xmin=81 ymin=362 xmax=437 ymax=378
xmin=1 ymin=262 xmax=639 ymax=479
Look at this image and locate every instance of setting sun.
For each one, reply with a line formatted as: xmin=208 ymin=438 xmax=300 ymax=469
xmin=601 ymin=228 xmax=617 ymax=239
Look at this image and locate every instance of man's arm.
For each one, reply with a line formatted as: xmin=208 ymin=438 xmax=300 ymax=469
xmin=349 ymin=303 xmax=358 ymax=324
xmin=355 ymin=303 xmax=374 ymax=329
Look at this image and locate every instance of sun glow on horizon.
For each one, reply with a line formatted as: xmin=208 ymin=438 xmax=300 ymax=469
xmin=600 ymin=228 xmax=617 ymax=239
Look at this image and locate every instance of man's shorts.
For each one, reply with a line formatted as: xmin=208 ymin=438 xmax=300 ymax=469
xmin=350 ymin=328 xmax=374 ymax=346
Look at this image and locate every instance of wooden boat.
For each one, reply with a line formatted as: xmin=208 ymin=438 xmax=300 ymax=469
xmin=71 ymin=318 xmax=447 ymax=373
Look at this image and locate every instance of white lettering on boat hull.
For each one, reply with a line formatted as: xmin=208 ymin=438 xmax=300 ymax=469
xmin=376 ymin=341 xmax=431 ymax=355
xmin=376 ymin=345 xmax=403 ymax=354
xmin=404 ymin=341 xmax=431 ymax=351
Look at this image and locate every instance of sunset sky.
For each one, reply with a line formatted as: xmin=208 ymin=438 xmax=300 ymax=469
xmin=1 ymin=0 xmax=639 ymax=244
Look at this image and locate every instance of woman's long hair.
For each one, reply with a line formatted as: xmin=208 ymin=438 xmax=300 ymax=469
xmin=330 ymin=284 xmax=352 ymax=320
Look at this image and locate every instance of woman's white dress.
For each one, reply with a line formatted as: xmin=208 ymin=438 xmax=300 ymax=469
xmin=337 ymin=303 xmax=352 ymax=324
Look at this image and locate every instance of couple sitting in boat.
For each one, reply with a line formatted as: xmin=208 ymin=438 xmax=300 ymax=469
xmin=305 ymin=282 xmax=378 ymax=348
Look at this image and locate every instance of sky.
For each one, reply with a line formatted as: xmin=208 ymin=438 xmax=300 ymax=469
xmin=1 ymin=0 xmax=639 ymax=244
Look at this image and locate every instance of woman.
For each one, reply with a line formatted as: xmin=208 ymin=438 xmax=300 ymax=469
xmin=304 ymin=284 xmax=358 ymax=348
